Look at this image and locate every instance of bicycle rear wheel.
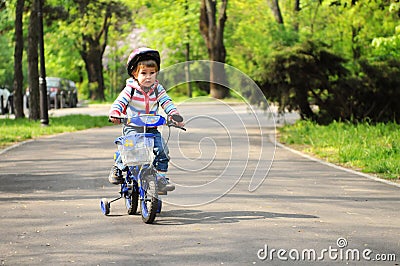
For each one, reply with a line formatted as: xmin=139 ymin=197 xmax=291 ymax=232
xmin=140 ymin=174 xmax=159 ymax=224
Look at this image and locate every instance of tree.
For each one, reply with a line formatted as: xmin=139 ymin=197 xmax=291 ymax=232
xmin=13 ymin=0 xmax=25 ymax=119
xmin=1 ymin=0 xmax=400 ymax=120
xmin=199 ymin=0 xmax=229 ymax=99
xmin=27 ymin=0 xmax=40 ymax=120
xmin=69 ymin=0 xmax=131 ymax=101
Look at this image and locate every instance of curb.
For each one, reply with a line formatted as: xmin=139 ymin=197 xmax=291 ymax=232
xmin=0 ymin=131 xmax=76 ymax=156
xmin=275 ymin=141 xmax=400 ymax=189
xmin=0 ymin=139 xmax=34 ymax=156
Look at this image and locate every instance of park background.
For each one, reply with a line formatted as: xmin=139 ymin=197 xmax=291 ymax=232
xmin=0 ymin=0 xmax=399 ymax=180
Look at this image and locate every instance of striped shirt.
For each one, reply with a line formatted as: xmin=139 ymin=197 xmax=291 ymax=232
xmin=109 ymin=78 xmax=179 ymax=118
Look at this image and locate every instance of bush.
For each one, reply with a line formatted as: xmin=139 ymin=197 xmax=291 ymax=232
xmin=259 ymin=41 xmax=400 ymax=124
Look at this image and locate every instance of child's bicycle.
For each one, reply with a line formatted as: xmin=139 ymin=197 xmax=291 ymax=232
xmin=100 ymin=114 xmax=185 ymax=224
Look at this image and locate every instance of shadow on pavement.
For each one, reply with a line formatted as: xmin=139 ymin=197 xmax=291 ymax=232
xmin=155 ymin=209 xmax=318 ymax=225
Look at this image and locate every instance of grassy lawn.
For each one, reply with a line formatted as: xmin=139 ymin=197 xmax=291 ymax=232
xmin=278 ymin=120 xmax=400 ymax=180
xmin=0 ymin=115 xmax=109 ymax=149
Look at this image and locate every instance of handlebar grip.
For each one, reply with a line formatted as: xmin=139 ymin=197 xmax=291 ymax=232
xmin=171 ymin=114 xmax=183 ymax=123
xmin=109 ymin=116 xmax=125 ymax=124
xmin=168 ymin=123 xmax=186 ymax=131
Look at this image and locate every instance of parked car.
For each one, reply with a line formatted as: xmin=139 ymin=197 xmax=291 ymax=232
xmin=46 ymin=77 xmax=78 ymax=108
xmin=25 ymin=77 xmax=78 ymax=109
xmin=67 ymin=80 xmax=78 ymax=108
xmin=0 ymin=86 xmax=13 ymax=115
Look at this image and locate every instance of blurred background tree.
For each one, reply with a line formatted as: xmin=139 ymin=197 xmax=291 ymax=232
xmin=1 ymin=0 xmax=399 ymax=123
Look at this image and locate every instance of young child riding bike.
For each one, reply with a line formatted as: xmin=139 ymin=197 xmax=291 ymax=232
xmin=108 ymin=47 xmax=184 ymax=192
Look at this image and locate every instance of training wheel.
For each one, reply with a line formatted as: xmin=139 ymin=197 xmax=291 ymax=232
xmin=100 ymin=198 xmax=110 ymax=215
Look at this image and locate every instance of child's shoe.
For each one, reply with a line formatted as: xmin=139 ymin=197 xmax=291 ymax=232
xmin=157 ymin=172 xmax=175 ymax=192
xmin=108 ymin=165 xmax=124 ymax=185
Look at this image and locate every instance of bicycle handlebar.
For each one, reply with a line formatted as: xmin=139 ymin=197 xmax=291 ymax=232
xmin=167 ymin=121 xmax=187 ymax=131
xmin=109 ymin=114 xmax=186 ymax=131
xmin=166 ymin=114 xmax=186 ymax=131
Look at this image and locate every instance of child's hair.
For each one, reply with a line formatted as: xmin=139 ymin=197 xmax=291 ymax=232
xmin=133 ymin=60 xmax=159 ymax=77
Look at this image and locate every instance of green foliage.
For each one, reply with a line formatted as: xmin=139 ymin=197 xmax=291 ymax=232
xmin=259 ymin=41 xmax=348 ymax=121
xmin=43 ymin=31 xmax=83 ymax=82
xmin=352 ymin=59 xmax=400 ymax=122
xmin=279 ymin=120 xmax=400 ymax=179
xmin=0 ymin=0 xmax=16 ymax=87
xmin=166 ymin=82 xmax=210 ymax=100
xmin=0 ymin=35 xmax=14 ymax=87
xmin=371 ymin=2 xmax=400 ymax=59
xmin=296 ymin=0 xmax=398 ymax=61
xmin=78 ymin=79 xmax=90 ymax=100
xmin=226 ymin=0 xmax=294 ymax=73
xmin=136 ymin=0 xmax=206 ymax=66
xmin=0 ymin=115 xmax=109 ymax=148
xmin=259 ymin=40 xmax=400 ymax=123
xmin=1 ymin=0 xmax=399 ymax=122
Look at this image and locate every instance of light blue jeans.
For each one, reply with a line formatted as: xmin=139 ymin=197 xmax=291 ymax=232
xmin=123 ymin=126 xmax=170 ymax=172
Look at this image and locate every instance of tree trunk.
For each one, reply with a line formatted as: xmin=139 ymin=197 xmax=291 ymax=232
xmin=78 ymin=6 xmax=111 ymax=101
xmin=199 ymin=0 xmax=229 ymax=99
xmin=80 ymin=38 xmax=105 ymax=101
xmin=13 ymin=0 xmax=25 ymax=119
xmin=293 ymin=0 xmax=300 ymax=31
xmin=294 ymin=0 xmax=300 ymax=12
xmin=294 ymin=86 xmax=315 ymax=120
xmin=184 ymin=0 xmax=192 ymax=98
xmin=27 ymin=0 xmax=40 ymax=120
xmin=185 ymin=43 xmax=192 ymax=98
xmin=267 ymin=0 xmax=284 ymax=24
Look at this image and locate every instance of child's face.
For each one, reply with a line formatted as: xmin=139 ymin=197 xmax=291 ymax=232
xmin=133 ymin=66 xmax=157 ymax=87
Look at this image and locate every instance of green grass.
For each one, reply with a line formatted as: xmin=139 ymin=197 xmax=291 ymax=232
xmin=0 ymin=115 xmax=109 ymax=149
xmin=279 ymin=120 xmax=400 ymax=180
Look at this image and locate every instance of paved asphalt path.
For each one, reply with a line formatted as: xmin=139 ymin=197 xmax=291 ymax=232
xmin=0 ymin=102 xmax=399 ymax=265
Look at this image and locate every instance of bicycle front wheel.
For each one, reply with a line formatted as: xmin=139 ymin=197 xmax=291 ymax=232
xmin=140 ymin=174 xmax=159 ymax=224
xmin=125 ymin=181 xmax=139 ymax=215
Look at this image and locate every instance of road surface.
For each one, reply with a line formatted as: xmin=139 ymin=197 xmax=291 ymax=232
xmin=0 ymin=102 xmax=399 ymax=265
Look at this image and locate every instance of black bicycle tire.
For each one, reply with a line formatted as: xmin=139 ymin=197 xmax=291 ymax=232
xmin=126 ymin=181 xmax=139 ymax=215
xmin=140 ymin=174 xmax=159 ymax=224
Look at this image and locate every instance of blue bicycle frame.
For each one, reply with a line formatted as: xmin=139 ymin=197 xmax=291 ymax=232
xmin=101 ymin=114 xmax=184 ymax=223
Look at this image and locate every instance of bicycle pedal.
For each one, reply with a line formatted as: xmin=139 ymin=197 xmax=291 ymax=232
xmin=158 ymin=191 xmax=167 ymax=195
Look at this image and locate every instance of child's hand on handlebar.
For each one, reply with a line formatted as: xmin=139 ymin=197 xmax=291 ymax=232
xmin=109 ymin=116 xmax=121 ymax=124
xmin=169 ymin=114 xmax=185 ymax=128
xmin=172 ymin=119 xmax=185 ymax=128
